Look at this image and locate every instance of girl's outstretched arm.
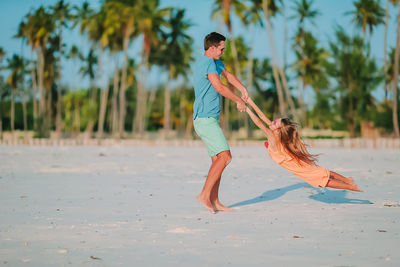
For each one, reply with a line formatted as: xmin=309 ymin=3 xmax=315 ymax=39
xmin=246 ymin=107 xmax=274 ymax=139
xmin=246 ymin=98 xmax=272 ymax=127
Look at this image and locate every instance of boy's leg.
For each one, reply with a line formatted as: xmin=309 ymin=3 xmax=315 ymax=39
xmin=197 ymin=150 xmax=232 ymax=212
xmin=210 ymin=153 xmax=233 ymax=212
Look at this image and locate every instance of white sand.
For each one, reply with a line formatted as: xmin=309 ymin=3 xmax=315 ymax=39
xmin=0 ymin=144 xmax=399 ymax=266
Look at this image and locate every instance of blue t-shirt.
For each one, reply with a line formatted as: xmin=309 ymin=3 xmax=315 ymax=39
xmin=193 ymin=56 xmax=225 ymax=120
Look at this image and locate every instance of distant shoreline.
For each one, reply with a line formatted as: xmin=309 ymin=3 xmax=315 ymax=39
xmin=1 ymin=137 xmax=399 ymax=149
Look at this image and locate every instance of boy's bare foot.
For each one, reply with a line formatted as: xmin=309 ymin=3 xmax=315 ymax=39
xmin=196 ymin=194 xmax=216 ymax=213
xmin=214 ymin=202 xmax=234 ymax=212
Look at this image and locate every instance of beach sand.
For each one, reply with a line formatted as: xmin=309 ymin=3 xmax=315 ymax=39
xmin=0 ymin=144 xmax=399 ymax=266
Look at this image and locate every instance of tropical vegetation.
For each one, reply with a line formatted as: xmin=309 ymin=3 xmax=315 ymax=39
xmin=0 ymin=0 xmax=399 ymax=139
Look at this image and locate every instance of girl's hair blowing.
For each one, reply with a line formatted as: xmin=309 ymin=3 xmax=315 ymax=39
xmin=279 ymin=118 xmax=318 ymax=165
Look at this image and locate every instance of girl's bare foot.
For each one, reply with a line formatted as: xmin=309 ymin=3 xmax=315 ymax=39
xmin=196 ymin=194 xmax=216 ymax=213
xmin=345 ymin=177 xmax=355 ymax=185
xmin=349 ymin=183 xmax=363 ymax=192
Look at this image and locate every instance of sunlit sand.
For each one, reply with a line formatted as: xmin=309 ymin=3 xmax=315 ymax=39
xmin=0 ymin=144 xmax=399 ymax=266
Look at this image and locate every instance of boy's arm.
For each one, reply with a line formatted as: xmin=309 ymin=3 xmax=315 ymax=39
xmin=246 ymin=98 xmax=272 ymax=127
xmin=208 ymin=74 xmax=246 ymax=112
xmin=221 ymin=69 xmax=249 ymax=102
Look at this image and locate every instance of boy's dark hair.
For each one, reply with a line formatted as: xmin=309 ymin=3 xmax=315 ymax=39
xmin=204 ymin=32 xmax=226 ymax=51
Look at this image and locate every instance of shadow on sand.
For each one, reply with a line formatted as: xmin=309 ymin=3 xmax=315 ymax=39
xmin=229 ymin=182 xmax=372 ymax=208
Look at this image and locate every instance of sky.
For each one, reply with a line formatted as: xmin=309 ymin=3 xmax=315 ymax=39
xmin=0 ymin=0 xmax=398 ymax=103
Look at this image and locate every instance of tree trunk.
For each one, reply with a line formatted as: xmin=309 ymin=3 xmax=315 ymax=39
xmin=184 ymin=114 xmax=194 ymax=139
xmin=283 ymin=3 xmax=288 ymax=71
xmin=261 ymin=0 xmax=298 ymax=119
xmin=279 ymin=67 xmax=299 ymax=121
xmin=262 ymin=0 xmax=286 ymax=117
xmin=22 ymin=100 xmax=27 ymax=132
xmin=298 ymin=79 xmax=306 ymax=124
xmin=11 ymin=88 xmax=15 ymax=133
xmin=163 ymin=76 xmax=171 ymax=139
xmin=393 ymin=0 xmax=400 ymax=138
xmin=272 ymin=66 xmax=286 ymax=116
xmin=348 ymin=98 xmax=356 ymax=138
xmin=98 ymin=79 xmax=110 ymax=138
xmin=47 ymin=89 xmax=52 ymax=131
xmin=30 ymin=50 xmax=38 ymax=129
xmin=229 ymin=34 xmax=241 ymax=79
xmin=119 ymin=35 xmax=129 ymax=138
xmin=37 ymin=48 xmax=45 ymax=118
xmin=384 ymin=0 xmax=390 ymax=100
xmin=56 ymin=26 xmax=63 ymax=139
xmin=134 ymin=52 xmax=149 ymax=136
xmin=112 ymin=64 xmax=120 ymax=136
xmin=179 ymin=86 xmax=185 ymax=135
xmin=246 ymin=52 xmax=254 ymax=138
xmin=86 ymin=45 xmax=102 ymax=138
xmin=0 ymin=93 xmax=2 ymax=139
xmin=144 ymin=89 xmax=156 ymax=133
xmin=74 ymin=98 xmax=80 ymax=134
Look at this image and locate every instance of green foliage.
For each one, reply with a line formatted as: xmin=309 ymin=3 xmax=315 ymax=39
xmin=371 ymin=101 xmax=400 ymax=133
xmin=62 ymin=90 xmax=89 ymax=132
xmin=2 ymin=0 xmax=397 ymax=138
xmin=327 ymin=27 xmax=383 ymax=136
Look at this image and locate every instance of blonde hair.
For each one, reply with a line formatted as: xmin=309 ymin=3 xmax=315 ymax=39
xmin=279 ymin=118 xmax=318 ymax=165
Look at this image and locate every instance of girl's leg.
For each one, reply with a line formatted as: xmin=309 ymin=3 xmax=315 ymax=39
xmin=326 ymin=179 xmax=363 ymax=192
xmin=329 ymin=171 xmax=354 ymax=185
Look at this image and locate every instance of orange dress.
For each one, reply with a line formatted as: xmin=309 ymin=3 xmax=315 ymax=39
xmin=265 ymin=141 xmax=330 ymax=188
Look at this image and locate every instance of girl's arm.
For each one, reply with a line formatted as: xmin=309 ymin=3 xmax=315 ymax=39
xmin=246 ymin=107 xmax=274 ymax=141
xmin=246 ymin=98 xmax=272 ymax=127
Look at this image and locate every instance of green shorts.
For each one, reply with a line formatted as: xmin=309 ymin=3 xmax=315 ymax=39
xmin=193 ymin=117 xmax=230 ymax=157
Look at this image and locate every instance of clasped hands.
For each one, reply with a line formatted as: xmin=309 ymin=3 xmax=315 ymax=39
xmin=236 ymin=90 xmax=249 ymax=112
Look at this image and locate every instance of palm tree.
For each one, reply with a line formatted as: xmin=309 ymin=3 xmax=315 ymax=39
xmin=347 ymin=0 xmax=385 ymax=47
xmin=17 ymin=7 xmax=55 ymax=137
xmin=211 ymin=0 xmax=248 ymax=78
xmin=15 ymin=22 xmax=38 ymax=127
xmin=291 ymin=0 xmax=320 ymax=124
xmin=387 ymin=47 xmax=400 ymax=136
xmin=79 ymin=48 xmax=97 ymax=91
xmin=104 ymin=0 xmax=139 ymax=137
xmin=43 ymin=36 xmax=60 ymax=129
xmin=252 ymin=58 xmax=280 ymax=118
xmin=63 ymin=90 xmax=87 ymax=135
xmin=384 ymin=0 xmax=391 ymax=99
xmin=248 ymin=0 xmax=295 ymax=119
xmin=328 ymin=27 xmax=382 ymax=137
xmin=392 ymin=0 xmax=400 ymax=137
xmin=221 ymin=37 xmax=250 ymax=134
xmin=52 ymin=0 xmax=72 ymax=138
xmin=291 ymin=0 xmax=320 ymax=31
xmin=211 ymin=0 xmax=250 ymax=137
xmin=133 ymin=0 xmax=170 ymax=136
xmin=149 ymin=8 xmax=193 ymax=138
xmin=71 ymin=0 xmax=94 ymax=87
xmin=292 ymin=31 xmax=329 ymax=125
xmin=71 ymin=1 xmax=93 ymax=34
xmin=6 ymin=54 xmax=26 ymax=133
xmin=0 ymin=47 xmax=6 ymax=139
xmin=103 ymin=26 xmax=123 ymax=137
xmin=83 ymin=7 xmax=110 ymax=137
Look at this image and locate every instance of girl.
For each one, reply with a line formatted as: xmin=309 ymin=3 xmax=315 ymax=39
xmin=245 ymin=98 xmax=362 ymax=192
